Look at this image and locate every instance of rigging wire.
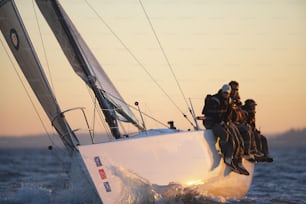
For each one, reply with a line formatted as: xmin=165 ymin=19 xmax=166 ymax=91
xmin=83 ymin=0 xmax=194 ymax=128
xmin=88 ymin=87 xmax=169 ymax=130
xmin=86 ymin=85 xmax=169 ymax=129
xmin=89 ymin=90 xmax=114 ymax=140
xmin=30 ymin=0 xmax=77 ymax=161
xmin=33 ymin=0 xmax=113 ymax=140
xmin=138 ymin=0 xmax=195 ymax=127
xmin=86 ymin=80 xmax=169 ymax=129
xmin=92 ymin=97 xmax=97 ymax=137
xmin=128 ymin=103 xmax=168 ymax=128
xmin=31 ymin=0 xmax=55 ymax=92
xmin=1 ymin=38 xmax=65 ymax=164
xmin=1 ymin=41 xmax=48 ymax=135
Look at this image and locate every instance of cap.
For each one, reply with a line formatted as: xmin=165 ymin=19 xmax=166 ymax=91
xmin=229 ymin=80 xmax=239 ymax=87
xmin=245 ymin=99 xmax=257 ymax=107
xmin=221 ymin=84 xmax=231 ymax=94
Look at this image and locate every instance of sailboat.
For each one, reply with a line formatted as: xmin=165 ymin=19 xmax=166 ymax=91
xmin=0 ymin=0 xmax=254 ymax=203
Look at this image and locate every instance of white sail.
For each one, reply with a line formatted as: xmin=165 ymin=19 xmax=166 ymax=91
xmin=0 ymin=0 xmax=78 ymax=150
xmin=35 ymin=0 xmax=142 ymax=138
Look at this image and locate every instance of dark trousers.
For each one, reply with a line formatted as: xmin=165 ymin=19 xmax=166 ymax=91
xmin=212 ymin=124 xmax=234 ymax=159
xmin=236 ymin=123 xmax=256 ymax=155
xmin=228 ymin=122 xmax=244 ymax=159
xmin=254 ymin=130 xmax=270 ymax=155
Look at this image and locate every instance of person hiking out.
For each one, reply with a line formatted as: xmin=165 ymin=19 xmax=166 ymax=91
xmin=242 ymin=99 xmax=273 ymax=162
xmin=202 ymin=84 xmax=249 ymax=175
xmin=229 ymin=81 xmax=263 ymax=161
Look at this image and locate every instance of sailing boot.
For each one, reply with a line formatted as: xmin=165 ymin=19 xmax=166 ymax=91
xmin=242 ymin=149 xmax=256 ymax=162
xmin=221 ymin=142 xmax=233 ymax=167
xmin=232 ymin=157 xmax=249 ymax=176
xmin=224 ymin=156 xmax=232 ymax=166
xmin=250 ymin=143 xmax=264 ymax=159
xmin=256 ymin=154 xmax=273 ymax=163
xmin=224 ymin=157 xmax=243 ymax=174
xmin=259 ymin=136 xmax=273 ymax=162
xmin=243 ymin=153 xmax=256 ymax=163
xmin=263 ymin=155 xmax=273 ymax=163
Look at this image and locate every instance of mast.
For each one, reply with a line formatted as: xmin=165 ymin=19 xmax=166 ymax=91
xmin=35 ymin=0 xmax=144 ymax=139
xmin=0 ymin=0 xmax=78 ymax=151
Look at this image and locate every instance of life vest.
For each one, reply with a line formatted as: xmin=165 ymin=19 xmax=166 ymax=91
xmin=202 ymin=93 xmax=229 ymax=128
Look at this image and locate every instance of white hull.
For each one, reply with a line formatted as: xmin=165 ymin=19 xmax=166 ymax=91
xmin=76 ymin=130 xmax=254 ymax=203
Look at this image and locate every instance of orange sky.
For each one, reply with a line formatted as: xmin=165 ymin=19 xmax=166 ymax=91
xmin=1 ymin=0 xmax=306 ymax=136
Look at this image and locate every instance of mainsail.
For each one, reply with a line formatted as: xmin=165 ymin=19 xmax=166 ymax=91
xmin=35 ymin=0 xmax=143 ymax=138
xmin=0 ymin=0 xmax=78 ymax=151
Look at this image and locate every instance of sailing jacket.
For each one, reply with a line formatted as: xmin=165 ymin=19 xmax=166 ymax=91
xmin=202 ymin=90 xmax=231 ymax=129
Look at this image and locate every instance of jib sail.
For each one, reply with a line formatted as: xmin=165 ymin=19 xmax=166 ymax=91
xmin=35 ymin=0 xmax=143 ymax=138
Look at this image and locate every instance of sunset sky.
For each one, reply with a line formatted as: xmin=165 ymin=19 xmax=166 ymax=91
xmin=1 ymin=0 xmax=305 ymax=137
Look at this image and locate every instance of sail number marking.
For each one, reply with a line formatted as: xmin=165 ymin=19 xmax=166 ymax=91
xmin=94 ymin=156 xmax=112 ymax=193
xmin=10 ymin=29 xmax=19 ymax=49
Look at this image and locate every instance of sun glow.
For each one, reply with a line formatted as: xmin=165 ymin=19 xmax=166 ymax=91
xmin=186 ymin=179 xmax=204 ymax=186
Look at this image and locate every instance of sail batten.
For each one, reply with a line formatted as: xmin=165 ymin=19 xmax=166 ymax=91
xmin=0 ymin=0 xmax=77 ymax=150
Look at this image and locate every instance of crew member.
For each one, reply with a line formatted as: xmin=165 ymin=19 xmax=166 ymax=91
xmin=202 ymin=84 xmax=249 ymax=175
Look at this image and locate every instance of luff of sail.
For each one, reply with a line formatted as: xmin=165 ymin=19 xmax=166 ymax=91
xmin=35 ymin=0 xmax=144 ymax=138
xmin=0 ymin=0 xmax=78 ymax=151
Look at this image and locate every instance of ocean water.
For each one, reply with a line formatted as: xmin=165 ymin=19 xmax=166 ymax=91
xmin=0 ymin=144 xmax=305 ymax=204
